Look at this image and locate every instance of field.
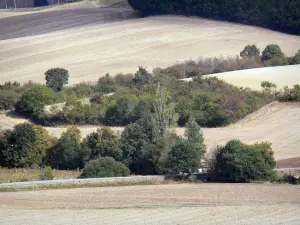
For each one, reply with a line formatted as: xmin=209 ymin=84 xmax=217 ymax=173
xmin=0 ymin=183 xmax=300 ymax=224
xmin=183 ymin=65 xmax=300 ymax=90
xmin=0 ymin=8 xmax=299 ymax=84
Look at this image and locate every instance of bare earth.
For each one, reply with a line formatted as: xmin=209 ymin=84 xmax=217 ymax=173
xmin=0 ymin=183 xmax=300 ymax=224
xmin=0 ymin=15 xmax=299 ymax=84
xmin=1 ymin=102 xmax=299 ymax=161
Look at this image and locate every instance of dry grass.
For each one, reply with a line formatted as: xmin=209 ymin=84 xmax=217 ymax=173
xmin=0 ymin=168 xmax=80 ymax=183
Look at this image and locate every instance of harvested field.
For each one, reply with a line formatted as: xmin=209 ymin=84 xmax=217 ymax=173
xmin=0 ymin=15 xmax=299 ymax=84
xmin=182 ymin=65 xmax=300 ymax=90
xmin=0 ymin=183 xmax=300 ymax=224
xmin=1 ymin=102 xmax=299 ymax=161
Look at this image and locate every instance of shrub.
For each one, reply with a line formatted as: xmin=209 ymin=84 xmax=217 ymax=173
xmin=240 ymin=45 xmax=260 ymax=59
xmin=15 ymin=84 xmax=55 ymax=115
xmin=165 ymin=139 xmax=201 ymax=174
xmin=262 ymin=44 xmax=285 ymax=61
xmin=210 ymin=140 xmax=275 ymax=182
xmin=40 ymin=166 xmax=55 ymax=180
xmin=45 ymin=68 xmax=69 ymax=92
xmin=0 ymin=123 xmax=36 ymax=168
xmin=291 ymin=50 xmax=300 ymax=65
xmin=80 ymin=157 xmax=130 ymax=178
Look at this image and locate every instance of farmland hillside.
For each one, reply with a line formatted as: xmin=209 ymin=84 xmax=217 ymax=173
xmin=0 ymin=16 xmax=299 ymax=84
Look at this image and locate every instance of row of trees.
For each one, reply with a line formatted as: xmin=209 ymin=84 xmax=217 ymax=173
xmin=128 ymin=0 xmax=300 ymax=34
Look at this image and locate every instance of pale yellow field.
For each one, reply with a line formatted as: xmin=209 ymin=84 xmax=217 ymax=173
xmin=182 ymin=65 xmax=300 ymax=90
xmin=1 ymin=102 xmax=299 ymax=160
xmin=0 ymin=16 xmax=299 ymax=84
xmin=1 ymin=184 xmax=300 ymax=225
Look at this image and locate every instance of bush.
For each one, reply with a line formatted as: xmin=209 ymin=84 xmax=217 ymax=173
xmin=80 ymin=157 xmax=130 ymax=178
xmin=165 ymin=139 xmax=201 ymax=174
xmin=291 ymin=50 xmax=300 ymax=65
xmin=279 ymin=85 xmax=300 ymax=101
xmin=0 ymin=123 xmax=36 ymax=168
xmin=40 ymin=166 xmax=55 ymax=180
xmin=15 ymin=84 xmax=55 ymax=115
xmin=240 ymin=45 xmax=260 ymax=59
xmin=45 ymin=68 xmax=69 ymax=92
xmin=262 ymin=44 xmax=285 ymax=61
xmin=210 ymin=140 xmax=275 ymax=182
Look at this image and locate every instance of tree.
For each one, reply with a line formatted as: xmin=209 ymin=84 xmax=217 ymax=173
xmin=82 ymin=127 xmax=121 ymax=161
xmin=15 ymin=84 xmax=55 ymax=115
xmin=262 ymin=44 xmax=285 ymax=61
xmin=49 ymin=126 xmax=87 ymax=169
xmin=153 ymin=84 xmax=178 ymax=137
xmin=165 ymin=139 xmax=201 ymax=174
xmin=185 ymin=117 xmax=206 ymax=158
xmin=211 ymin=140 xmax=275 ymax=182
xmin=80 ymin=157 xmax=130 ymax=178
xmin=0 ymin=123 xmax=36 ymax=168
xmin=45 ymin=68 xmax=69 ymax=92
xmin=27 ymin=126 xmax=57 ymax=167
xmin=118 ymin=119 xmax=158 ymax=174
xmin=261 ymin=81 xmax=277 ymax=93
xmin=240 ymin=45 xmax=260 ymax=58
xmin=291 ymin=49 xmax=300 ymax=65
xmin=132 ymin=67 xmax=153 ymax=88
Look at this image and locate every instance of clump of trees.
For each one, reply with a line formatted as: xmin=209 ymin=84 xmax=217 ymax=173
xmin=208 ymin=140 xmax=276 ymax=182
xmin=128 ymin=0 xmax=300 ymax=34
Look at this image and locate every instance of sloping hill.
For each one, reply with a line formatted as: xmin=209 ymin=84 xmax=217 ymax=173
xmin=1 ymin=102 xmax=299 ymax=160
xmin=182 ymin=65 xmax=300 ymax=90
xmin=0 ymin=15 xmax=299 ymax=85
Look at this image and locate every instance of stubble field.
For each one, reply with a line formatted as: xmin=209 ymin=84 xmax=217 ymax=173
xmin=0 ymin=183 xmax=300 ymax=225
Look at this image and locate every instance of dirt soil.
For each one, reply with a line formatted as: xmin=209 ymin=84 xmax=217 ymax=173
xmin=1 ymin=102 xmax=299 ymax=162
xmin=0 ymin=183 xmax=300 ymax=224
xmin=0 ymin=14 xmax=299 ymax=84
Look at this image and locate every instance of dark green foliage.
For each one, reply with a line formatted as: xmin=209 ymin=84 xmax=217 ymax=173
xmin=132 ymin=66 xmax=153 ymax=88
xmin=49 ymin=136 xmax=87 ymax=170
xmin=96 ymin=73 xmax=116 ymax=93
xmin=0 ymin=90 xmax=19 ymax=110
xmin=262 ymin=45 xmax=285 ymax=61
xmin=165 ymin=139 xmax=200 ymax=174
xmin=118 ymin=119 xmax=157 ymax=174
xmin=45 ymin=68 xmax=69 ymax=92
xmin=82 ymin=127 xmax=122 ymax=161
xmin=240 ymin=45 xmax=260 ymax=59
xmin=15 ymin=84 xmax=55 ymax=115
xmin=128 ymin=0 xmax=300 ymax=34
xmin=211 ymin=140 xmax=275 ymax=182
xmin=104 ymin=97 xmax=137 ymax=126
xmin=0 ymin=123 xmax=36 ymax=168
xmin=80 ymin=157 xmax=130 ymax=178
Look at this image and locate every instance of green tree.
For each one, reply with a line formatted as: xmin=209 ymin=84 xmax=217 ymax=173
xmin=118 ymin=119 xmax=158 ymax=174
xmin=291 ymin=50 xmax=300 ymax=65
xmin=27 ymin=125 xmax=57 ymax=167
xmin=240 ymin=45 xmax=260 ymax=58
xmin=262 ymin=44 xmax=285 ymax=61
xmin=185 ymin=117 xmax=206 ymax=158
xmin=45 ymin=68 xmax=69 ymax=92
xmin=212 ymin=140 xmax=275 ymax=182
xmin=165 ymin=139 xmax=201 ymax=174
xmin=132 ymin=66 xmax=153 ymax=88
xmin=153 ymin=84 xmax=178 ymax=137
xmin=48 ymin=126 xmax=87 ymax=169
xmin=15 ymin=84 xmax=55 ymax=115
xmin=82 ymin=127 xmax=121 ymax=161
xmin=80 ymin=157 xmax=130 ymax=178
xmin=0 ymin=123 xmax=36 ymax=168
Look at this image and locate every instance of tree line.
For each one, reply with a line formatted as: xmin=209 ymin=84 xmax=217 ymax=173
xmin=128 ymin=0 xmax=300 ymax=34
